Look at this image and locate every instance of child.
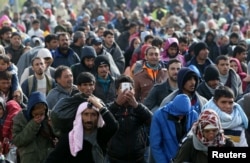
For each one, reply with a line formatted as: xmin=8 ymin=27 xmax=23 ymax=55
xmin=0 ymin=54 xmax=20 ymax=98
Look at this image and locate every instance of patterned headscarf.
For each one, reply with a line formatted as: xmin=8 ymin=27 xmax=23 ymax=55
xmin=192 ymin=109 xmax=225 ymax=146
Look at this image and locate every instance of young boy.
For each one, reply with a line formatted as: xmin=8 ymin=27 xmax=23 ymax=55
xmin=0 ymin=54 xmax=19 ymax=97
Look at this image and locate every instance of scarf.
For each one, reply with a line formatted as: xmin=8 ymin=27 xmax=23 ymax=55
xmin=69 ymin=102 xmax=105 ymax=157
xmin=97 ymin=76 xmax=111 ymax=94
xmin=202 ymin=98 xmax=248 ymax=129
xmin=192 ymin=109 xmax=225 ymax=148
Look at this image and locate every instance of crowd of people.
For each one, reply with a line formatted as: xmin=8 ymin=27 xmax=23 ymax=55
xmin=0 ymin=0 xmax=249 ymax=163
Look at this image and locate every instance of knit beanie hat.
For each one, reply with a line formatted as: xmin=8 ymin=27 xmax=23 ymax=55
xmin=94 ymin=55 xmax=110 ymax=69
xmin=204 ymin=65 xmax=220 ymax=82
xmin=194 ymin=42 xmax=208 ymax=56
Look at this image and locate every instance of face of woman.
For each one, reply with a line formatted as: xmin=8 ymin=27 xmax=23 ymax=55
xmin=230 ymin=61 xmax=238 ymax=72
xmin=203 ymin=129 xmax=219 ymax=141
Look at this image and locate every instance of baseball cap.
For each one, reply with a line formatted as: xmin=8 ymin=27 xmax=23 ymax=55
xmin=91 ymin=37 xmax=102 ymax=45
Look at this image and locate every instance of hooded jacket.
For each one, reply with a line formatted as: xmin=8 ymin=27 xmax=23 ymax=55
xmin=2 ymin=100 xmax=22 ymax=141
xmin=12 ymin=92 xmax=55 ymax=163
xmin=150 ymin=94 xmax=198 ymax=163
xmin=205 ymin=31 xmax=221 ymax=62
xmin=71 ymin=46 xmax=97 ymax=84
xmin=160 ymin=68 xmax=208 ymax=114
xmin=161 ymin=37 xmax=186 ymax=66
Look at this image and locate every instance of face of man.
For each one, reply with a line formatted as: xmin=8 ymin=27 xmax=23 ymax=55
xmin=93 ymin=43 xmax=103 ymax=54
xmin=77 ymin=82 xmax=95 ymax=96
xmin=46 ymin=39 xmax=58 ymax=50
xmin=216 ymin=59 xmax=230 ymax=75
xmin=237 ymin=51 xmax=247 ymax=62
xmin=84 ymin=58 xmax=95 ymax=69
xmin=81 ymin=108 xmax=98 ymax=133
xmin=32 ymin=58 xmax=45 ymax=75
xmin=183 ymin=76 xmax=196 ymax=95
xmin=214 ymin=97 xmax=234 ymax=114
xmin=104 ymin=34 xmax=114 ymax=47
xmin=167 ymin=62 xmax=181 ymax=82
xmin=33 ymin=23 xmax=40 ymax=30
xmin=0 ymin=79 xmax=11 ymax=94
xmin=145 ymin=48 xmax=160 ymax=66
xmin=230 ymin=61 xmax=238 ymax=72
xmin=197 ymin=48 xmax=209 ymax=60
xmin=10 ymin=35 xmax=21 ymax=47
xmin=1 ymin=31 xmax=11 ymax=42
xmin=78 ymin=34 xmax=86 ymax=47
xmin=207 ymin=79 xmax=220 ymax=89
xmin=58 ymin=35 xmax=70 ymax=51
xmin=57 ymin=69 xmax=73 ymax=89
xmin=179 ymin=42 xmax=188 ymax=53
xmin=97 ymin=64 xmax=109 ymax=78
xmin=97 ymin=29 xmax=104 ymax=38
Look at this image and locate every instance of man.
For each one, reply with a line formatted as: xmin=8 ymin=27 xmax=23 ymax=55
xmin=215 ymin=55 xmax=242 ymax=99
xmin=95 ymin=26 xmax=106 ymax=38
xmin=12 ymin=92 xmax=57 ymax=163
xmin=20 ymin=48 xmax=56 ymax=84
xmin=27 ymin=19 xmax=44 ymax=38
xmin=202 ymin=86 xmax=248 ymax=146
xmin=197 ymin=65 xmax=222 ymax=100
xmin=160 ymin=67 xmax=208 ymax=115
xmin=45 ymin=34 xmax=58 ymax=52
xmin=0 ymin=26 xmax=12 ymax=47
xmin=46 ymin=97 xmax=118 ymax=162
xmin=150 ymin=94 xmax=198 ymax=163
xmin=143 ymin=59 xmax=181 ymax=111
xmin=52 ymin=32 xmax=80 ymax=68
xmin=93 ymin=55 xmax=116 ymax=104
xmin=117 ymin=22 xmax=138 ymax=51
xmin=107 ymin=75 xmax=152 ymax=163
xmin=71 ymin=46 xmax=97 ymax=84
xmin=133 ymin=46 xmax=167 ymax=102
xmin=70 ymin=31 xmax=85 ymax=58
xmin=103 ymin=30 xmax=125 ymax=73
xmin=0 ymin=71 xmax=14 ymax=102
xmin=232 ymin=45 xmax=248 ymax=73
xmin=51 ymin=72 xmax=100 ymax=135
xmin=204 ymin=30 xmax=221 ymax=62
xmin=91 ymin=37 xmax=120 ymax=77
xmin=186 ymin=42 xmax=213 ymax=79
xmin=5 ymin=32 xmax=26 ymax=65
xmin=21 ymin=57 xmax=56 ymax=97
xmin=46 ymin=66 xmax=79 ymax=110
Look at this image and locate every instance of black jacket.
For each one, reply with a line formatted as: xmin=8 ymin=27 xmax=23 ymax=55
xmin=196 ymin=81 xmax=213 ymax=100
xmin=107 ymin=102 xmax=152 ymax=162
xmin=45 ymin=108 xmax=119 ymax=163
xmin=143 ymin=80 xmax=174 ymax=111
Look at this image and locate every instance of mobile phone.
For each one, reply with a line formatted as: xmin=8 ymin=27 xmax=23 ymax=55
xmin=121 ymin=82 xmax=130 ymax=92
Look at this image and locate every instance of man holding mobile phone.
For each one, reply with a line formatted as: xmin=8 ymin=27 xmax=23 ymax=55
xmin=107 ymin=75 xmax=152 ymax=163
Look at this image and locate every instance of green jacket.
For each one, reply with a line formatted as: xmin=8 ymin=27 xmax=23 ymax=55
xmin=12 ymin=112 xmax=54 ymax=163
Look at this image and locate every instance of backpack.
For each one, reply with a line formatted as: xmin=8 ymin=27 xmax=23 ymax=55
xmin=27 ymin=75 xmax=53 ymax=96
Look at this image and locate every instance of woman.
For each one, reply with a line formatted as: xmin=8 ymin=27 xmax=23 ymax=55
xmin=174 ymin=109 xmax=234 ymax=163
xmin=230 ymin=58 xmax=247 ymax=91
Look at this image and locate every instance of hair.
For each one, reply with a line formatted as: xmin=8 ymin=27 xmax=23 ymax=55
xmin=32 ymin=19 xmax=40 ymax=25
xmin=0 ymin=71 xmax=12 ymax=80
xmin=151 ymin=37 xmax=163 ymax=47
xmin=45 ymin=34 xmax=57 ymax=43
xmin=103 ymin=30 xmax=114 ymax=37
xmin=76 ymin=72 xmax=96 ymax=85
xmin=54 ymin=65 xmax=71 ymax=82
xmin=0 ymin=54 xmax=10 ymax=64
xmin=215 ymin=55 xmax=229 ymax=65
xmin=144 ymin=35 xmax=154 ymax=43
xmin=178 ymin=36 xmax=189 ymax=44
xmin=31 ymin=56 xmax=43 ymax=66
xmin=166 ymin=58 xmax=181 ymax=69
xmin=57 ymin=32 xmax=69 ymax=40
xmin=233 ymin=45 xmax=246 ymax=57
xmin=214 ymin=85 xmax=235 ymax=101
xmin=145 ymin=46 xmax=159 ymax=56
xmin=115 ymin=75 xmax=134 ymax=89
xmin=0 ymin=26 xmax=12 ymax=35
xmin=128 ymin=22 xmax=137 ymax=29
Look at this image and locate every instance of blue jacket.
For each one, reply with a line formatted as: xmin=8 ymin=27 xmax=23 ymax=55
xmin=51 ymin=48 xmax=80 ymax=68
xmin=150 ymin=94 xmax=198 ymax=163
